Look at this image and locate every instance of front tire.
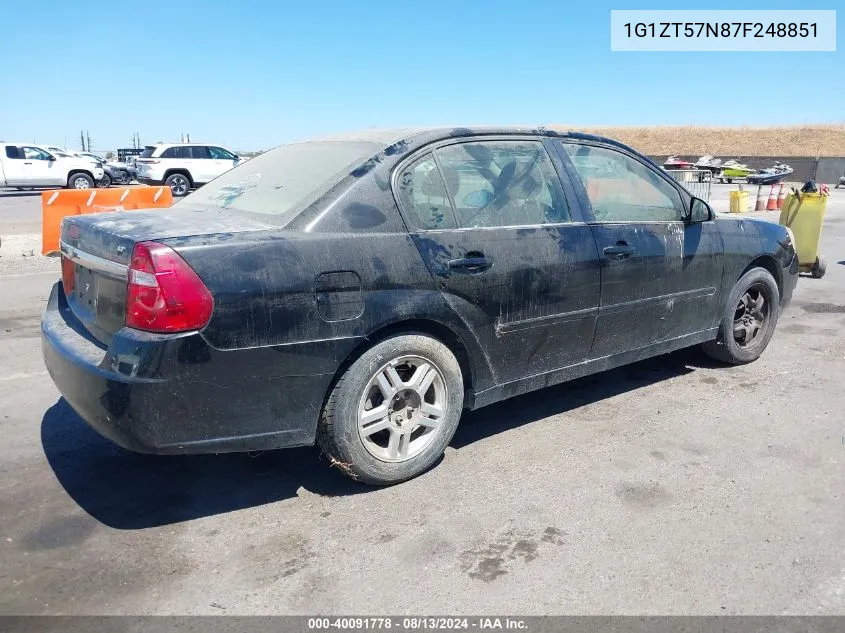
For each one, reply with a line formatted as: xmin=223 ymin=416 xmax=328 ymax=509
xmin=318 ymin=334 xmax=464 ymax=485
xmin=68 ymin=173 xmax=94 ymax=189
xmin=98 ymin=173 xmax=112 ymax=188
xmin=165 ymin=173 xmax=191 ymax=196
xmin=702 ymin=267 xmax=780 ymax=365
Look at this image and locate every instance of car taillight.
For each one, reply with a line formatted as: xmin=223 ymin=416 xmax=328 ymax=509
xmin=61 ymin=256 xmax=75 ymax=295
xmin=126 ymin=241 xmax=213 ymax=333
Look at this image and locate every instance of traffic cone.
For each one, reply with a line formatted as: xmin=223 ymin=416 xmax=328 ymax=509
xmin=766 ymin=184 xmax=778 ymax=210
xmin=755 ymin=185 xmax=767 ymax=211
xmin=776 ymin=182 xmax=787 ymax=209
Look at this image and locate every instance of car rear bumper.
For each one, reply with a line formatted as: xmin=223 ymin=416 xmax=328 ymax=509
xmin=42 ymin=282 xmax=357 ymax=454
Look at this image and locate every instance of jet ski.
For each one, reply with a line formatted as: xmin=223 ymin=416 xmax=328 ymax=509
xmin=746 ymin=162 xmax=793 ymax=185
xmin=663 ymin=155 xmax=695 ymax=169
xmin=720 ymin=159 xmax=755 ymax=183
xmin=694 ymin=155 xmax=723 ymax=174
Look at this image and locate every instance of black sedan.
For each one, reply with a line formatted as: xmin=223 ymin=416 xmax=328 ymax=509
xmin=42 ymin=127 xmax=799 ymax=485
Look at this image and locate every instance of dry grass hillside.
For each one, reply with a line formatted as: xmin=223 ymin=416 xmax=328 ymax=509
xmin=549 ymin=125 xmax=845 ymax=157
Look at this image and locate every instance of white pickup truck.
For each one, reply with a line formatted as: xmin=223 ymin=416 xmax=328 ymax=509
xmin=0 ymin=142 xmax=105 ymax=190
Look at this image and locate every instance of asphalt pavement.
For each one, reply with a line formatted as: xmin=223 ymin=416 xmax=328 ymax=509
xmin=0 ymin=184 xmax=843 ymax=615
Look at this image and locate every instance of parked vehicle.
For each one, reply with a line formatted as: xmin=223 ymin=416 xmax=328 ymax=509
xmin=746 ymin=162 xmax=793 ymax=185
xmin=720 ymin=159 xmax=755 ymax=183
xmin=75 ymin=152 xmax=135 ymax=187
xmin=134 ymin=143 xmax=241 ymax=196
xmin=0 ymin=143 xmax=104 ymax=190
xmin=663 ymin=155 xmax=694 ymax=169
xmin=42 ymin=127 xmax=799 ymax=485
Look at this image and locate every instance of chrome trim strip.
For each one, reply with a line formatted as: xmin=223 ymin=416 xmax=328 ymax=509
xmin=600 ymin=287 xmax=716 ymax=316
xmin=497 ymin=306 xmax=598 ymax=334
xmin=60 ymin=240 xmax=128 ymax=280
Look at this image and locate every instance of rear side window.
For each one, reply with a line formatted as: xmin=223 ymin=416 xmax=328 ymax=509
xmin=394 ymin=154 xmax=457 ymax=230
xmin=434 ymin=140 xmax=571 ymax=228
xmin=139 ymin=146 xmax=157 ymax=158
xmin=5 ymin=146 xmax=21 ymax=159
xmin=188 ymin=146 xmax=210 ymax=159
xmin=560 ymin=142 xmax=684 ymax=222
xmin=161 ymin=146 xmax=185 ymax=159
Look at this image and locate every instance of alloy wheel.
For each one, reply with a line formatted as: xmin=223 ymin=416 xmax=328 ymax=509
xmin=733 ymin=284 xmax=769 ymax=349
xmin=357 ymin=355 xmax=448 ymax=463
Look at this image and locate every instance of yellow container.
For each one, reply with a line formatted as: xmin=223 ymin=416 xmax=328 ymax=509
xmin=729 ymin=190 xmax=749 ymax=213
xmin=779 ymin=192 xmax=827 ymax=277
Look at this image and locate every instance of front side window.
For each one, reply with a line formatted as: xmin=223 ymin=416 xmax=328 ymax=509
xmin=394 ymin=154 xmax=457 ymax=230
xmin=22 ymin=147 xmax=52 ymax=160
xmin=561 ymin=143 xmax=684 ymax=222
xmin=209 ymin=146 xmax=236 ymax=160
xmin=434 ymin=140 xmax=570 ymax=228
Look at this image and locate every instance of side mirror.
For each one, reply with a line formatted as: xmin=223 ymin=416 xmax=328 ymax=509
xmin=689 ymin=197 xmax=712 ymax=222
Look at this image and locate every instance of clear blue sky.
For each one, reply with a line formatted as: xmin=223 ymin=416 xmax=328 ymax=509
xmin=2 ymin=0 xmax=841 ymax=152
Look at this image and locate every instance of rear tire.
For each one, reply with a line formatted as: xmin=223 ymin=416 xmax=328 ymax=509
xmin=318 ymin=334 xmax=464 ymax=485
xmin=98 ymin=173 xmax=111 ymax=188
xmin=702 ymin=267 xmax=780 ymax=365
xmin=67 ymin=172 xmax=93 ymax=189
xmin=165 ymin=172 xmax=191 ymax=196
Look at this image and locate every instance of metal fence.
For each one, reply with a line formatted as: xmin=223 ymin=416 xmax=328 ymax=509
xmin=665 ymin=169 xmax=712 ymax=201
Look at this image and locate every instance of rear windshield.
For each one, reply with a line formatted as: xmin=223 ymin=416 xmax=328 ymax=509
xmin=174 ymin=140 xmax=383 ymax=223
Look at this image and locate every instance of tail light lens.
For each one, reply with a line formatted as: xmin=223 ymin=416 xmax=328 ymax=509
xmin=126 ymin=241 xmax=213 ymax=333
xmin=61 ymin=256 xmax=76 ymax=296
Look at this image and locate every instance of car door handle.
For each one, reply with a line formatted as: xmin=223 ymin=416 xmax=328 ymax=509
xmin=23 ymin=161 xmax=32 ymax=165
xmin=603 ymin=243 xmax=636 ymax=260
xmin=448 ymin=255 xmax=493 ymax=273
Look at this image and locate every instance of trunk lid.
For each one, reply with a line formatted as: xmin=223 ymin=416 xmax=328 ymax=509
xmin=60 ymin=207 xmax=273 ymax=343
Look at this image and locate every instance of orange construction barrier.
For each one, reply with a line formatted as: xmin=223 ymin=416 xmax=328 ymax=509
xmin=766 ymin=184 xmax=778 ymax=211
xmin=41 ymin=186 xmax=174 ymax=255
xmin=776 ymin=182 xmax=787 ymax=209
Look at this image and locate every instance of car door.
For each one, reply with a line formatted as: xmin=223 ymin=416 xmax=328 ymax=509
xmin=394 ymin=137 xmax=601 ymax=386
xmin=555 ymin=140 xmax=723 ymax=357
xmin=2 ymin=146 xmax=26 ymax=184
xmin=21 ymin=146 xmax=61 ymax=185
xmin=208 ymin=146 xmax=239 ymax=180
xmin=187 ymin=145 xmax=213 ymax=183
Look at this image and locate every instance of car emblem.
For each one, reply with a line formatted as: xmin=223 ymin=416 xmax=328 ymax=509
xmin=85 ymin=282 xmax=90 ymax=293
xmin=117 ymin=245 xmax=126 ymax=255
xmin=67 ymin=224 xmax=80 ymax=239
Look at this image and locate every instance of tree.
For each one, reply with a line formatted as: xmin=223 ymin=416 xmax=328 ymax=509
xmin=105 ymin=151 xmax=115 ymax=160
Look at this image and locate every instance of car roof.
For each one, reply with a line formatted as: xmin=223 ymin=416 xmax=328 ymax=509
xmin=291 ymin=126 xmax=638 ymax=154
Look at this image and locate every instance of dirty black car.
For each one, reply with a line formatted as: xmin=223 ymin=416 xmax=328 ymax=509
xmin=42 ymin=127 xmax=799 ymax=485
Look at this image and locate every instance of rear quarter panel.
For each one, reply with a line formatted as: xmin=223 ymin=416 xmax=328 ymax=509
xmin=169 ymin=164 xmax=497 ymax=393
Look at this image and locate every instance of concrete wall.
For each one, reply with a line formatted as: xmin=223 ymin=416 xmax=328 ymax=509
xmin=816 ymin=158 xmax=845 ymax=185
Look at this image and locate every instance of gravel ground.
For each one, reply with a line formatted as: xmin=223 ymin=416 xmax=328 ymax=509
xmin=0 ymin=184 xmax=843 ymax=615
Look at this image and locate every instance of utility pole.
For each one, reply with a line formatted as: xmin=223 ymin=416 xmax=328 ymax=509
xmin=186 ymin=133 xmax=190 ymax=142
xmin=80 ymin=130 xmax=85 ymax=151
xmin=86 ymin=131 xmax=92 ymax=153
